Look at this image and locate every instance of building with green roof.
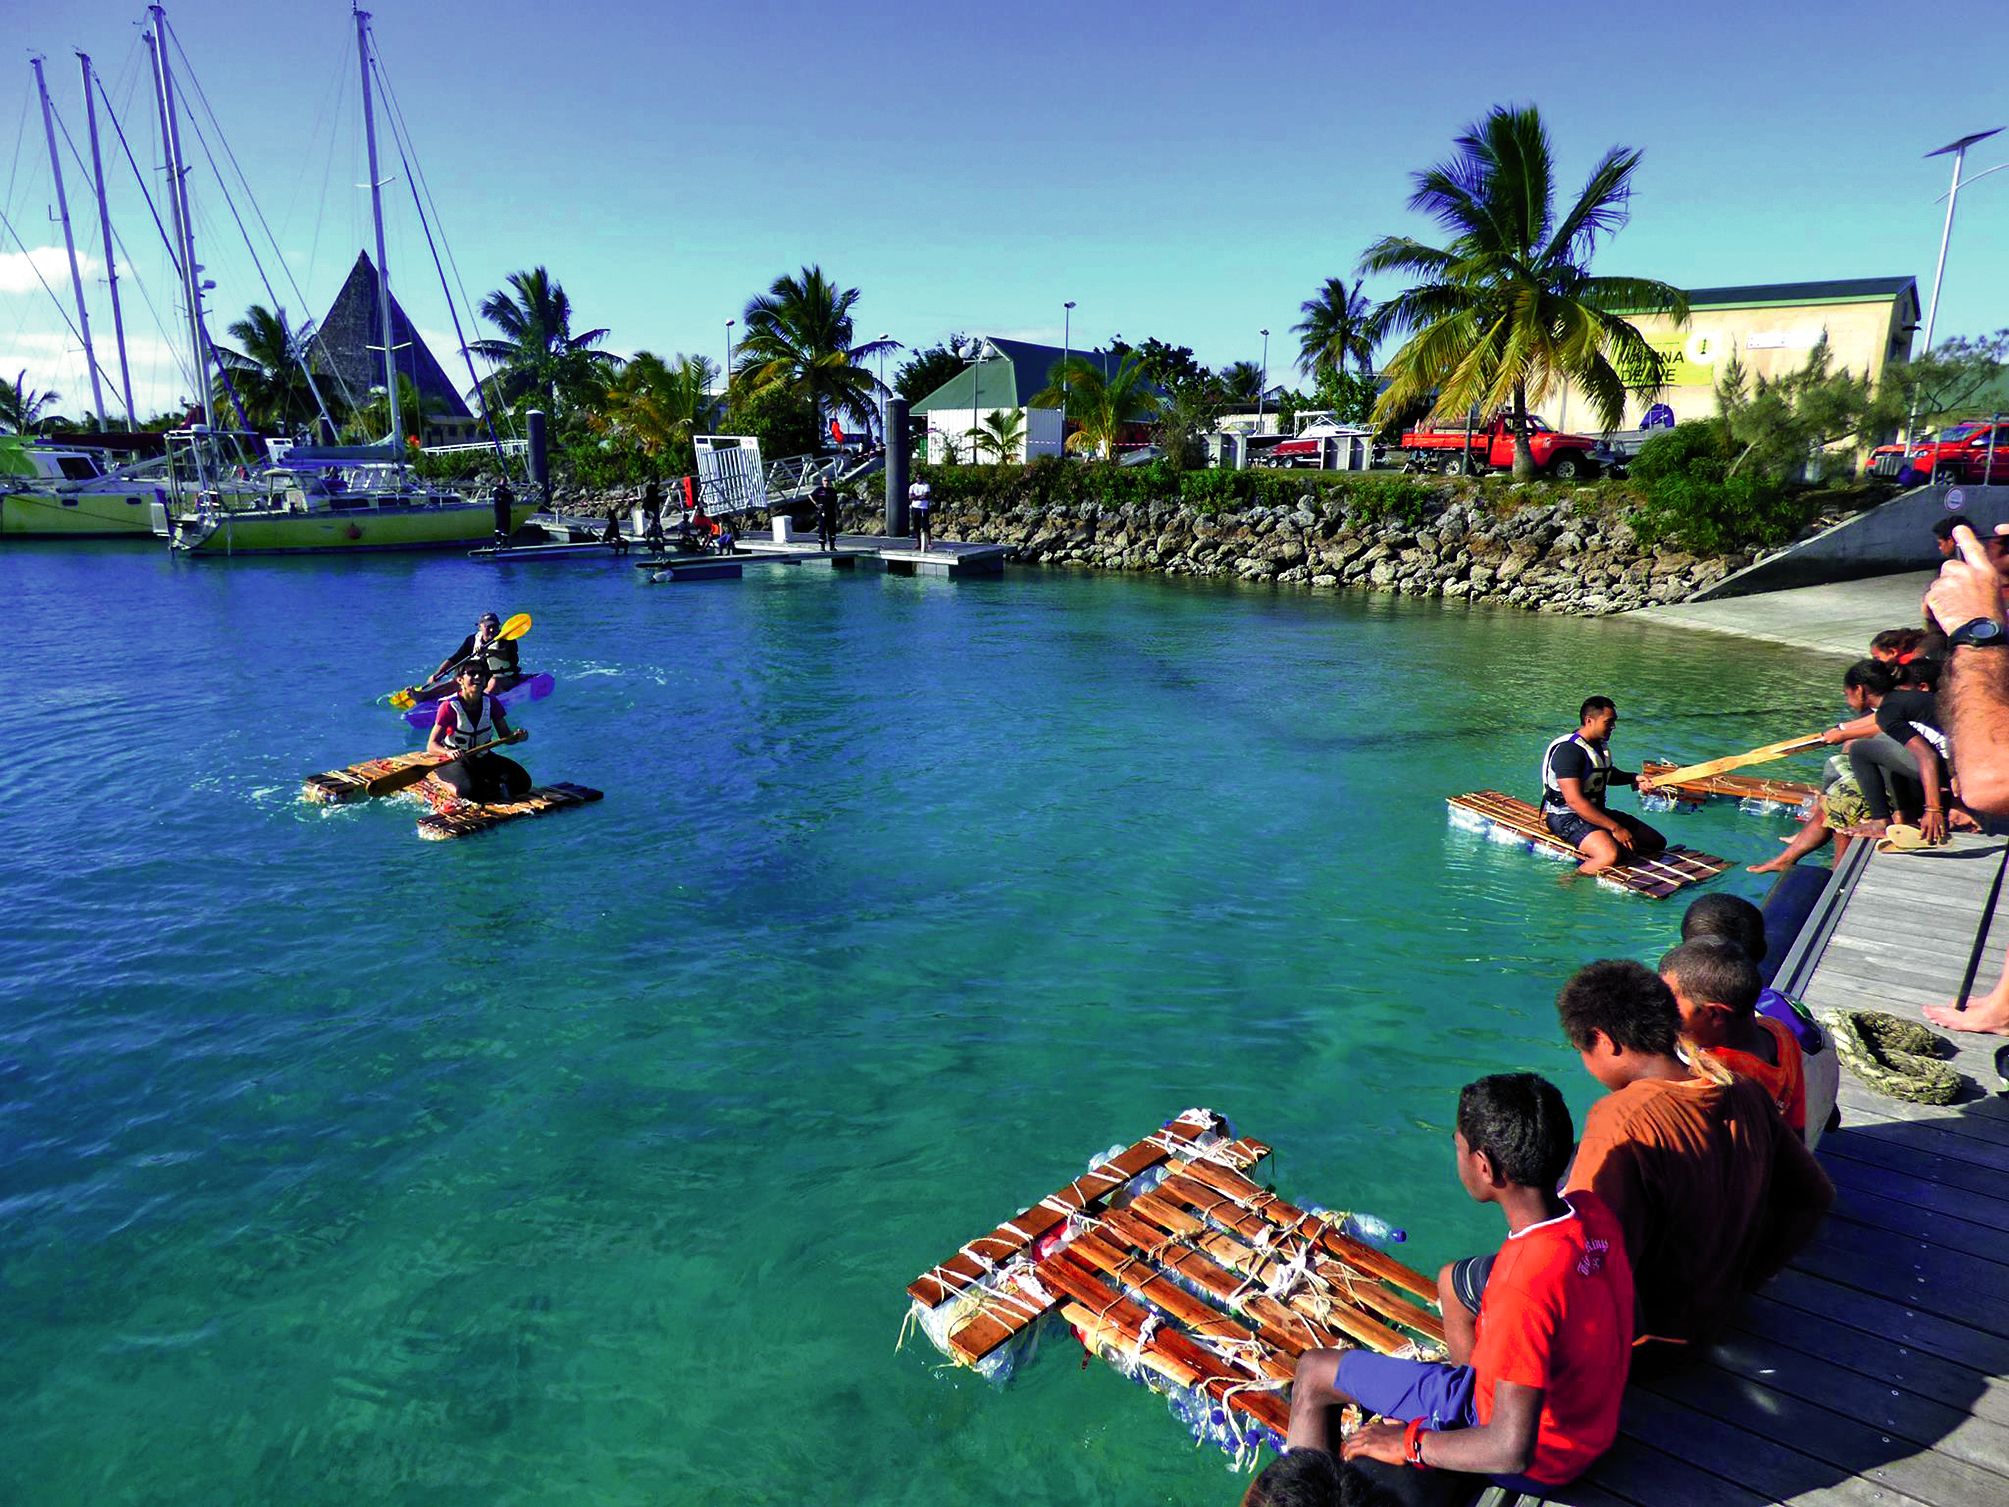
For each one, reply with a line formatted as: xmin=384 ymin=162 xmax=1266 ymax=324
xmin=909 ymin=337 xmax=1120 ymax=461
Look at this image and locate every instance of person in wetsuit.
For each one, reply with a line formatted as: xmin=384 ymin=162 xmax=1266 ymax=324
xmin=422 ymin=611 xmax=521 ymax=697
xmin=811 ymin=479 xmax=840 ymax=550
xmin=426 ymin=661 xmax=531 ymax=803
xmin=491 ymin=477 xmax=516 ymax=545
xmin=1539 ymin=697 xmax=1665 ymax=876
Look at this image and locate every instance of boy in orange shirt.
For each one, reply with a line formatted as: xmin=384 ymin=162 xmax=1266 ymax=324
xmin=1661 ymin=938 xmax=1807 ymax=1136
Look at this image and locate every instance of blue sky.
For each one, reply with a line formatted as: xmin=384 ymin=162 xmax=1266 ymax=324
xmin=5 ymin=0 xmax=2007 ymax=420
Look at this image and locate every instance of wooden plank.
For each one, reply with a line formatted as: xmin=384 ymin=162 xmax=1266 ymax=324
xmin=1445 ymin=792 xmax=1729 ymax=899
xmin=1061 ymin=1229 xmax=1293 ymax=1382
xmin=1574 ymin=1436 xmax=1777 ymax=1507
xmin=1819 ymin=1202 xmax=2009 ymax=1288
xmin=1834 ymin=1081 xmax=2009 ymax=1146
xmin=1735 ymin=1291 xmax=2009 ymax=1430
xmin=1644 ymin=1357 xmax=2009 ymax=1506
xmin=1823 ymin=1148 xmax=2009 ymax=1235
xmin=414 ymin=781 xmax=603 ymax=840
xmin=1796 ymin=1219 xmax=2009 ymax=1337
xmin=1822 ymin=1125 xmax=2009 ymax=1206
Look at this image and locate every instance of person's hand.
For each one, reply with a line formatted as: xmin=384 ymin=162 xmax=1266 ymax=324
xmin=1609 ymin=823 xmax=1636 ymax=850
xmin=1821 ymin=725 xmax=1846 ymax=745
xmin=1340 ymin=1419 xmax=1409 ymax=1467
xmin=1921 ymin=807 xmax=1948 ymax=844
xmin=509 ymin=728 xmax=528 ymax=744
xmin=1924 ymin=524 xmax=2008 ymax=634
xmin=1635 ymin=776 xmax=1659 ymax=794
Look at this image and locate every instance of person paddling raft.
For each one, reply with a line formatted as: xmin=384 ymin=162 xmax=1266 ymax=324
xmin=1539 ymin=697 xmax=1667 ymax=876
xmin=419 ymin=611 xmax=522 ymax=698
xmin=426 ymin=661 xmax=531 ymax=803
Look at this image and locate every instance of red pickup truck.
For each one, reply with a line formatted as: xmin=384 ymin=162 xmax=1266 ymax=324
xmin=1866 ymin=418 xmax=2009 ymax=486
xmin=1400 ymin=414 xmax=1602 ymax=480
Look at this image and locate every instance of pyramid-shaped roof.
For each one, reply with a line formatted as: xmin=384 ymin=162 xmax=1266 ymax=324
xmin=313 ymin=251 xmax=472 ymax=419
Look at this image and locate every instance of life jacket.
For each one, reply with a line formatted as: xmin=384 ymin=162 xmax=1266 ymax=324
xmin=472 ymin=634 xmax=518 ymax=676
xmin=1540 ymin=732 xmax=1611 ymax=811
xmin=444 ymin=692 xmax=497 ymax=751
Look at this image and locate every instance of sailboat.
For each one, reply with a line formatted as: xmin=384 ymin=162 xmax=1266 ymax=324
xmin=0 ymin=437 xmax=171 ymax=538
xmin=159 ymin=6 xmax=528 ymax=555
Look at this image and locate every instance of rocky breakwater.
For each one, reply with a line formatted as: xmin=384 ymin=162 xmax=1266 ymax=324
xmin=900 ymin=493 xmax=1747 ymax=616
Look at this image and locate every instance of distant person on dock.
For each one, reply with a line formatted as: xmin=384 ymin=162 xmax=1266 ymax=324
xmin=1933 ymin=513 xmax=1975 ymax=561
xmin=1540 ymin=698 xmax=1665 ymax=876
xmin=1279 ymin=1074 xmax=1632 ymax=1493
xmin=426 ymin=661 xmax=531 ymax=804
xmin=642 ymin=479 xmax=666 ymax=544
xmin=423 ymin=612 xmax=521 ymax=697
xmin=812 ymin=479 xmax=840 ymax=551
xmin=909 ymin=480 xmax=933 ymax=551
xmin=491 ymin=476 xmax=515 ymax=545
xmin=600 ymin=507 xmax=627 ymax=555
xmin=1556 ymin=960 xmax=1832 ymax=1353
xmin=1661 ymin=938 xmax=1806 ymax=1137
xmin=1923 ymin=523 xmax=2009 ymax=1034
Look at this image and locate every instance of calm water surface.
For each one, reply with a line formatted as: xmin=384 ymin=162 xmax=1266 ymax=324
xmin=0 ymin=544 xmax=1840 ymax=1505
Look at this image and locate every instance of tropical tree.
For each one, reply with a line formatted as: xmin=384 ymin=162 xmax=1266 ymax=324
xmin=0 ymin=371 xmax=67 ymax=434
xmin=470 ymin=267 xmax=623 ymax=417
xmin=972 ymin=407 xmax=1026 ymax=463
xmin=215 ymin=304 xmax=331 ymax=433
xmin=345 ymin=373 xmax=431 ymax=447
xmin=593 ymin=351 xmax=719 ymax=472
xmin=895 ymin=339 xmax=970 ymax=402
xmin=1032 ymin=353 xmax=1160 ymax=460
xmin=1362 ymin=104 xmax=1686 ymax=479
xmin=733 ymin=266 xmax=895 ymax=434
xmin=1218 ymin=361 xmax=1264 ymax=405
xmin=1293 ymin=277 xmax=1375 ymax=389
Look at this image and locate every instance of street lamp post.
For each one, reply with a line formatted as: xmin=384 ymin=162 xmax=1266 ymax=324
xmin=875 ymin=332 xmax=893 ymax=446
xmin=1257 ymin=329 xmax=1270 ymax=428
xmin=1909 ymin=128 xmax=2002 ymax=439
xmin=1062 ymin=300 xmax=1075 ymax=456
xmin=725 ymin=318 xmax=736 ymax=394
xmin=968 ymin=344 xmax=989 ymax=464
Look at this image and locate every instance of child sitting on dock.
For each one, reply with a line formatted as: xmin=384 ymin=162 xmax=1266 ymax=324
xmin=1275 ymin=1074 xmax=1633 ymax=1493
xmin=1661 ymin=938 xmax=1806 ymax=1137
xmin=1557 ymin=960 xmax=1832 ymax=1352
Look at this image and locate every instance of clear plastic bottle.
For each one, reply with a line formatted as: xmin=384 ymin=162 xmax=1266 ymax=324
xmin=1339 ymin=1212 xmax=1407 ymax=1246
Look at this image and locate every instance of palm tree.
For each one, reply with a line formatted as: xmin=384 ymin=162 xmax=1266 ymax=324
xmin=470 ymin=267 xmax=623 ymax=416
xmin=592 ymin=351 xmax=719 ymax=471
xmin=1293 ymin=277 xmax=1375 ymax=387
xmin=1032 ymin=354 xmax=1160 ymax=460
xmin=0 ymin=371 xmax=67 ymax=434
xmin=215 ymin=304 xmax=329 ymax=432
xmin=1361 ymin=104 xmax=1686 ymax=479
xmin=733 ymin=266 xmax=895 ymax=435
xmin=346 ymin=374 xmax=431 ymax=447
xmin=972 ymin=407 xmax=1026 ymax=463
xmin=1218 ymin=361 xmax=1264 ymax=405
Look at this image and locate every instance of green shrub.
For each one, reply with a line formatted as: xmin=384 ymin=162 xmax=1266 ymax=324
xmin=1626 ymin=421 xmax=1814 ymax=552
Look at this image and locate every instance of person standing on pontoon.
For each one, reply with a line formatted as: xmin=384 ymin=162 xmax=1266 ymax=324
xmin=491 ymin=476 xmax=516 ymax=545
xmin=909 ymin=479 xmax=932 ymax=552
xmin=1541 ymin=698 xmax=1666 ymax=876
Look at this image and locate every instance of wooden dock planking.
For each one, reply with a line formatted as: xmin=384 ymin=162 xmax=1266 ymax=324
xmin=1499 ymin=834 xmax=2009 ymax=1507
xmin=1446 ymin=791 xmax=1731 ymax=899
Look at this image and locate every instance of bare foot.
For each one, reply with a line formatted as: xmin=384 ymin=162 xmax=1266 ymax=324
xmin=1839 ymin=820 xmax=1889 ymax=840
xmin=1925 ymin=990 xmax=2009 ymax=1035
xmin=1748 ymin=856 xmax=1795 ymax=874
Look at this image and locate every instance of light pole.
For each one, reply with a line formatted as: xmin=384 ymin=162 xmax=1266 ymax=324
xmin=1257 ymin=329 xmax=1270 ymax=428
xmin=1062 ymin=300 xmax=1075 ymax=455
xmin=874 ymin=332 xmax=894 ymax=446
xmin=968 ymin=342 xmax=990 ymax=464
xmin=725 ymin=318 xmax=736 ymax=393
xmin=1908 ymin=128 xmax=2003 ymax=439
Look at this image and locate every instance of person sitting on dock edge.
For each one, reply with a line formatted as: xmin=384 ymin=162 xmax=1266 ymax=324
xmin=1662 ymin=938 xmax=1806 ymax=1137
xmin=1556 ymin=960 xmax=1832 ymax=1355
xmin=426 ymin=661 xmax=530 ymax=804
xmin=1278 ymin=1073 xmax=1632 ymax=1494
xmin=1540 ymin=697 xmax=1665 ymax=876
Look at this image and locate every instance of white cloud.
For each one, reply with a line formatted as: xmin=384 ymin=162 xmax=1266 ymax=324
xmin=0 ymin=245 xmax=105 ymax=296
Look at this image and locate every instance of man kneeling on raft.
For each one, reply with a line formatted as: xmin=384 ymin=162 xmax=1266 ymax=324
xmin=1540 ymin=697 xmax=1666 ymax=876
xmin=426 ymin=661 xmax=531 ymax=804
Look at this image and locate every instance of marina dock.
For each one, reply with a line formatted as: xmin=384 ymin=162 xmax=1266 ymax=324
xmin=1496 ymin=834 xmax=2009 ymax=1507
xmin=734 ymin=533 xmax=1009 ymax=578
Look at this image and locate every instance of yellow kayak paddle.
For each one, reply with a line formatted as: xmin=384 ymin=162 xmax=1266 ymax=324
xmin=387 ymin=613 xmax=532 ymax=708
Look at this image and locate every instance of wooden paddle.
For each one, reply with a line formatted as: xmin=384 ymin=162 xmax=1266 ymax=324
xmin=365 ymin=734 xmax=523 ymax=797
xmin=1639 ymin=733 xmax=1825 ymax=790
xmin=388 ymin=613 xmax=532 ymax=708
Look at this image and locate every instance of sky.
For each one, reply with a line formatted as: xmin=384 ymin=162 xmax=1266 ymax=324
xmin=4 ymin=0 xmax=2008 ymax=423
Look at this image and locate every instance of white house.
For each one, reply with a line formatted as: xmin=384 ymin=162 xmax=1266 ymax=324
xmin=910 ymin=337 xmax=1123 ymax=463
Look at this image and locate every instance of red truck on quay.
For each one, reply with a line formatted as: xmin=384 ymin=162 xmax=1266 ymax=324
xmin=1865 ymin=417 xmax=2009 ymax=486
xmin=1400 ymin=413 xmax=1604 ymax=480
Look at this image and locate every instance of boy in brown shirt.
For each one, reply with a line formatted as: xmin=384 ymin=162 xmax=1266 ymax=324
xmin=1555 ymin=959 xmax=1833 ymax=1350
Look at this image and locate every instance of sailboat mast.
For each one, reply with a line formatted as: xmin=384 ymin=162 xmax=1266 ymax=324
xmin=32 ymin=55 xmax=107 ymax=429
xmin=354 ymin=6 xmax=403 ymax=458
xmin=146 ymin=9 xmax=215 ymax=430
xmin=79 ymin=52 xmax=137 ymax=429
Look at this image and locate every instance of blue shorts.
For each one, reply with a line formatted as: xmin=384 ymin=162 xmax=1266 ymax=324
xmin=1334 ymin=1350 xmax=1478 ymax=1431
xmin=1543 ymin=808 xmax=1598 ymax=848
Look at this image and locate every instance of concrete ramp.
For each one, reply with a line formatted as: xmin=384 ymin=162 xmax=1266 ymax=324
xmin=1690 ymin=481 xmax=2007 ymax=600
xmin=1631 ymin=570 xmax=1934 ymax=657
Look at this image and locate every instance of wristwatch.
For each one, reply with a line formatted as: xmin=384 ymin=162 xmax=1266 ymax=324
xmin=1949 ymin=617 xmax=2007 ymax=649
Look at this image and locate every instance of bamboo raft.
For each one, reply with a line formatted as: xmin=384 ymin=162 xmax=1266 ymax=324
xmin=902 ymin=1109 xmax=1443 ymax=1462
xmin=1446 ymin=791 xmax=1731 ymax=899
xmin=413 ymin=775 xmax=603 ymax=841
xmin=301 ymin=749 xmax=450 ymax=804
xmin=1637 ymin=760 xmax=1817 ymax=818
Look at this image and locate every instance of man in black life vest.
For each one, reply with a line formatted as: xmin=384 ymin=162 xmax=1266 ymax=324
xmin=425 ymin=661 xmax=531 ymax=804
xmin=1539 ymin=696 xmax=1666 ymax=876
xmin=420 ymin=611 xmax=521 ymax=697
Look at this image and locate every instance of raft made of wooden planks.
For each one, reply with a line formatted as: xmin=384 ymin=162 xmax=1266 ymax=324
xmin=1446 ymin=790 xmax=1732 ymax=899
xmin=902 ymin=1108 xmax=1444 ymax=1459
xmin=412 ymin=775 xmax=602 ymax=841
xmin=1637 ymin=760 xmax=1817 ymax=818
xmin=301 ymin=749 xmax=446 ymax=804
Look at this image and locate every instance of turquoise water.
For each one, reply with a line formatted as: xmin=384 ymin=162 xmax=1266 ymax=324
xmin=0 ymin=544 xmax=1840 ymax=1505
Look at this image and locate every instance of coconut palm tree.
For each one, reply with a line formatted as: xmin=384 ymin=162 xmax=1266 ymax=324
xmin=732 ymin=266 xmax=895 ymax=435
xmin=1218 ymin=361 xmax=1264 ymax=405
xmin=1032 ymin=354 xmax=1160 ymax=460
xmin=345 ymin=374 xmax=431 ymax=447
xmin=470 ymin=267 xmax=623 ymax=416
xmin=1361 ymin=104 xmax=1686 ymax=479
xmin=1293 ymin=277 xmax=1375 ymax=388
xmin=215 ymin=304 xmax=330 ymax=433
xmin=592 ymin=351 xmax=719 ymax=471
xmin=0 ymin=371 xmax=67 ymax=434
xmin=972 ymin=407 xmax=1026 ymax=463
